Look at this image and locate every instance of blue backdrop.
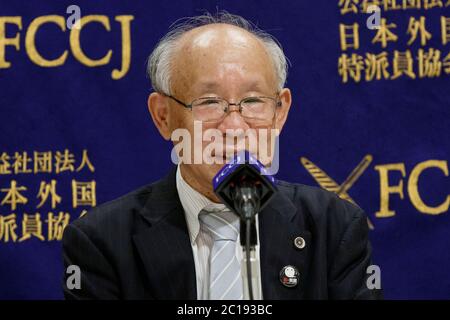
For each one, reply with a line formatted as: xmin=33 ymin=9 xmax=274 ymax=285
xmin=0 ymin=0 xmax=449 ymax=299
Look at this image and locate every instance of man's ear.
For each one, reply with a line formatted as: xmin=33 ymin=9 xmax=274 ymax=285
xmin=275 ymin=88 xmax=292 ymax=133
xmin=148 ymin=92 xmax=171 ymax=140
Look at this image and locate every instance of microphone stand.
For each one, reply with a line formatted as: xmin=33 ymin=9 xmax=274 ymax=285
xmin=235 ymin=185 xmax=261 ymax=300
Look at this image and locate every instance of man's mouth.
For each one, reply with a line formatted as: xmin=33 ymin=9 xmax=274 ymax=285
xmin=211 ymin=147 xmax=245 ymax=162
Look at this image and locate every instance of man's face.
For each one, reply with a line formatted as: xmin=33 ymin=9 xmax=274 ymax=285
xmin=149 ymin=24 xmax=292 ymax=200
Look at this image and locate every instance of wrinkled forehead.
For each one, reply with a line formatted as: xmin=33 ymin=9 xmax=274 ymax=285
xmin=170 ymin=24 xmax=277 ymax=96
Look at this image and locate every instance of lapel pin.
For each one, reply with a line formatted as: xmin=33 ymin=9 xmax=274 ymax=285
xmin=294 ymin=236 xmax=306 ymax=250
xmin=280 ymin=265 xmax=299 ymax=288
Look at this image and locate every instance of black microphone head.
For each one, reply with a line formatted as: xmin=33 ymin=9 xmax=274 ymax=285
xmin=212 ymin=151 xmax=277 ymax=216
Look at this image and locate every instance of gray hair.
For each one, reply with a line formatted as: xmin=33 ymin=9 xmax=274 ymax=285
xmin=147 ymin=11 xmax=289 ymax=95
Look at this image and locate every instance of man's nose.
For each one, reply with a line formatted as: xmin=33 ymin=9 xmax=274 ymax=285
xmin=217 ymin=105 xmax=250 ymax=132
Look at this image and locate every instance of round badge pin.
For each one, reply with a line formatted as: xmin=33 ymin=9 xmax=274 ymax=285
xmin=279 ymin=265 xmax=299 ymax=288
xmin=294 ymin=236 xmax=306 ymax=250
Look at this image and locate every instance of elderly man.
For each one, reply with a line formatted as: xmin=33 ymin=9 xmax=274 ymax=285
xmin=62 ymin=13 xmax=381 ymax=300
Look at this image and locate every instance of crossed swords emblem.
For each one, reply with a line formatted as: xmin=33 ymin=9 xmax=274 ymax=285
xmin=300 ymin=155 xmax=374 ymax=230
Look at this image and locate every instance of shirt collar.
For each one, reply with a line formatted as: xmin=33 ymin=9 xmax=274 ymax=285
xmin=176 ymin=164 xmax=226 ymax=243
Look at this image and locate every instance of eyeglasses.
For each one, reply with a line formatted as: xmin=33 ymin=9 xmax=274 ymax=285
xmin=162 ymin=93 xmax=282 ymax=123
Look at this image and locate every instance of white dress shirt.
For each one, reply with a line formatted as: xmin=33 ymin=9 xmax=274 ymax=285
xmin=176 ymin=165 xmax=262 ymax=300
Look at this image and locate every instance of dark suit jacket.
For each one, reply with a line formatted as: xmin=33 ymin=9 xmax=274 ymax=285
xmin=62 ymin=168 xmax=382 ymax=300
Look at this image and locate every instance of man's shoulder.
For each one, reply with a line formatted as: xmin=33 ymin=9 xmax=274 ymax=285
xmin=275 ymin=179 xmax=367 ymax=229
xmin=69 ymin=182 xmax=156 ymax=233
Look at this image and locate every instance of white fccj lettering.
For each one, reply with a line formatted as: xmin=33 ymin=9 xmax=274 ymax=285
xmin=177 ymin=304 xmax=211 ymax=318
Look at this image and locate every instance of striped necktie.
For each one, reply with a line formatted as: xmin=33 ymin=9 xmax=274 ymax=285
xmin=199 ymin=209 xmax=243 ymax=300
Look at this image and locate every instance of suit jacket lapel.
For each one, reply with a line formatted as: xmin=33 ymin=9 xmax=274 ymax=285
xmin=132 ymin=168 xmax=197 ymax=299
xmin=259 ymin=189 xmax=311 ymax=300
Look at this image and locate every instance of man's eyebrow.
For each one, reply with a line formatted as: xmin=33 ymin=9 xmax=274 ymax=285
xmin=245 ymin=81 xmax=265 ymax=91
xmin=198 ymin=82 xmax=219 ymax=90
xmin=197 ymin=80 xmax=266 ymax=92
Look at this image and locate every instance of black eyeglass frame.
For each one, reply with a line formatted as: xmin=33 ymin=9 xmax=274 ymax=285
xmin=161 ymin=93 xmax=282 ymax=116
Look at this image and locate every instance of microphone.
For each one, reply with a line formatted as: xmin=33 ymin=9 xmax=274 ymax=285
xmin=212 ymin=150 xmax=277 ymax=234
xmin=212 ymin=151 xmax=278 ymax=300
